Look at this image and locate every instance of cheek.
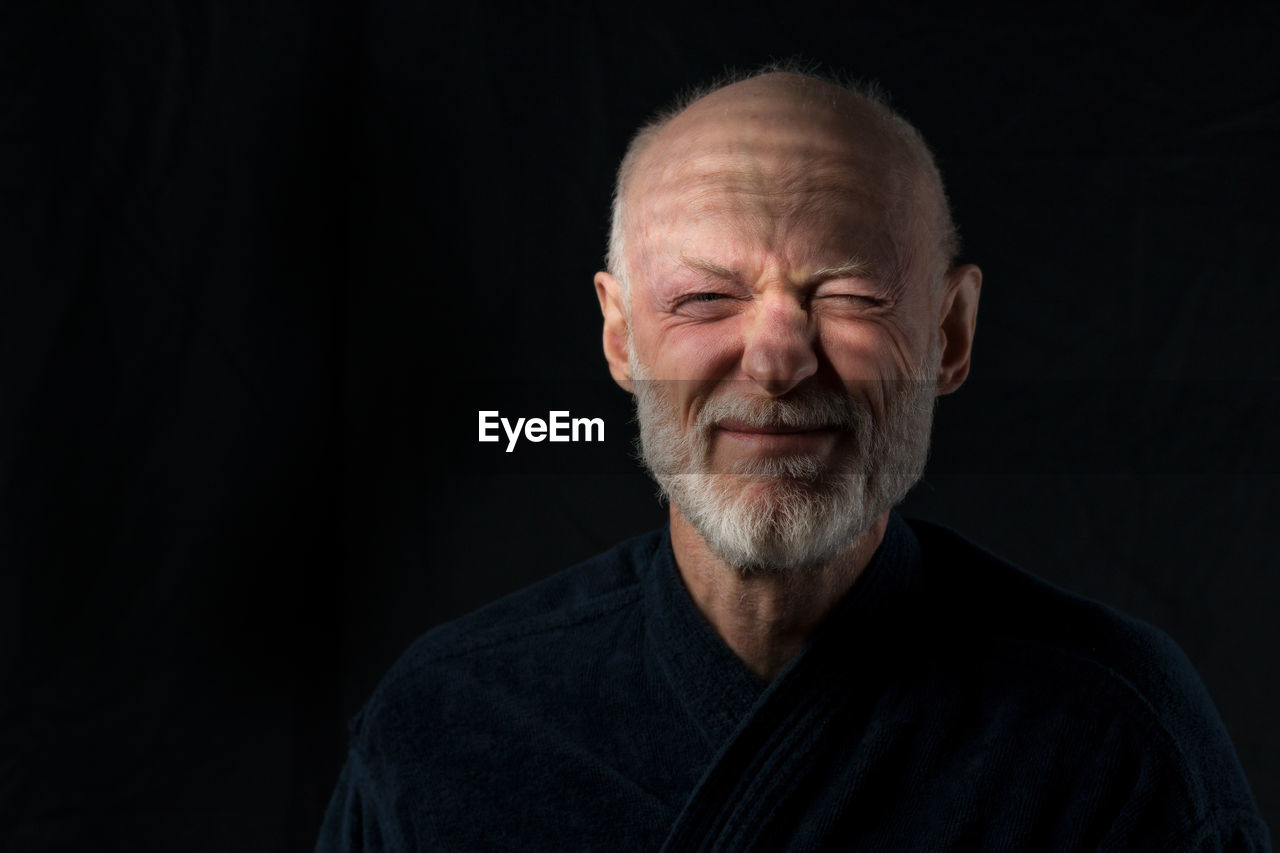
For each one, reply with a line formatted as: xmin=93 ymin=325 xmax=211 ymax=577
xmin=645 ymin=319 xmax=744 ymax=381
xmin=628 ymin=321 xmax=730 ymax=427
xmin=817 ymin=320 xmax=907 ymax=384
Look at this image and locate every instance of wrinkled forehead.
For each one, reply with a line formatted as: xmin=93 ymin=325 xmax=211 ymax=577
xmin=628 ymin=89 xmax=925 ymax=275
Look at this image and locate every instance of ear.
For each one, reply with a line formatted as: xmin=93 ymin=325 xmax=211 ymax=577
xmin=594 ymin=271 xmax=634 ymax=393
xmin=935 ymin=263 xmax=982 ymax=395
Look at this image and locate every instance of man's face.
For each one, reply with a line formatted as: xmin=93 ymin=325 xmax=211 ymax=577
xmin=618 ymin=82 xmax=949 ymax=573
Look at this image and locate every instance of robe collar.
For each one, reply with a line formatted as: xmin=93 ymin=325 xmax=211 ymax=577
xmin=641 ymin=511 xmax=923 ymax=751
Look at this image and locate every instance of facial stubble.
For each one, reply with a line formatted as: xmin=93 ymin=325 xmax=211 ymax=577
xmin=630 ymin=339 xmax=939 ymax=575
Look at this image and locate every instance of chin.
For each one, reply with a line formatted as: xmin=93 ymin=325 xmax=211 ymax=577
xmin=673 ymin=469 xmax=876 ymax=576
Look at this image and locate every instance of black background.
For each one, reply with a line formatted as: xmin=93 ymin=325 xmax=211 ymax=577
xmin=3 ymin=2 xmax=1277 ymax=849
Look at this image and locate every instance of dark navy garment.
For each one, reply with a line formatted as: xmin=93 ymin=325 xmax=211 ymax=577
xmin=316 ymin=514 xmax=1269 ymax=851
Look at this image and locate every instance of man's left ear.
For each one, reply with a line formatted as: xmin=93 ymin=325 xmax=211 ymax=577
xmin=935 ymin=263 xmax=982 ymax=395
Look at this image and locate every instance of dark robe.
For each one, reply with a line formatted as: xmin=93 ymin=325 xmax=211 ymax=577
xmin=316 ymin=514 xmax=1269 ymax=851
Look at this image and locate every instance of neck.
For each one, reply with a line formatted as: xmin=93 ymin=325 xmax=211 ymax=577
xmin=669 ymin=506 xmax=890 ymax=683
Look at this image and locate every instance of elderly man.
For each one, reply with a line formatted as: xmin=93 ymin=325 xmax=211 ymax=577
xmin=317 ymin=70 xmax=1268 ymax=850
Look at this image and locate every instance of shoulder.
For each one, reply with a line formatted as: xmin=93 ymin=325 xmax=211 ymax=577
xmin=329 ymin=528 xmax=669 ymax=846
xmin=323 ymin=528 xmax=679 ymax=847
xmin=908 ymin=519 xmax=1208 ymax=713
xmin=908 ymin=518 xmax=1197 ymax=690
xmin=349 ymin=526 xmax=662 ymax=742
xmin=395 ymin=528 xmax=659 ymax=663
xmin=906 ymin=518 xmax=1265 ymax=842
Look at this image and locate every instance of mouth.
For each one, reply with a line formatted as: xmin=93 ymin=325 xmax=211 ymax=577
xmin=713 ymin=422 xmax=841 ymax=453
xmin=716 ymin=417 xmax=834 ymax=435
xmin=715 ymin=419 xmax=839 ymax=436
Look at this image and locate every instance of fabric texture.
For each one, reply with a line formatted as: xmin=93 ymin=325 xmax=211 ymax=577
xmin=316 ymin=514 xmax=1270 ymax=851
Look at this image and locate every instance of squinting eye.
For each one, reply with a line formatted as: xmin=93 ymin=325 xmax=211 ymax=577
xmin=675 ymin=293 xmax=732 ymax=308
xmin=672 ymin=292 xmax=740 ymax=318
xmin=820 ymin=293 xmax=881 ymax=307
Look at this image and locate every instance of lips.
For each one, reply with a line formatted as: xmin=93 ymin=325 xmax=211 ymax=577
xmin=715 ymin=421 xmax=836 ymax=435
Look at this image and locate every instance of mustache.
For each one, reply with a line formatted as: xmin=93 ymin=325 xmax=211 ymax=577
xmin=693 ymin=387 xmax=866 ymax=434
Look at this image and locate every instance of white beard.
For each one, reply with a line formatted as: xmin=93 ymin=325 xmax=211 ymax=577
xmin=630 ymin=340 xmax=939 ymax=575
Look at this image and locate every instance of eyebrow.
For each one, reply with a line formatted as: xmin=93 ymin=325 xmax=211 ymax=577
xmin=678 ymin=256 xmax=739 ymax=281
xmin=808 ymin=258 xmax=878 ymax=282
xmin=676 ymin=255 xmax=879 ymax=285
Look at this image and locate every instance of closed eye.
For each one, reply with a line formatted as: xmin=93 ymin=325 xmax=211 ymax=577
xmin=817 ymin=293 xmax=884 ymax=308
xmin=669 ymin=291 xmax=743 ymax=320
xmin=677 ymin=292 xmax=733 ymax=305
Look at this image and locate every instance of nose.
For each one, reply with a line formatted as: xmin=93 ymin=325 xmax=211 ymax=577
xmin=741 ymin=293 xmax=818 ymax=396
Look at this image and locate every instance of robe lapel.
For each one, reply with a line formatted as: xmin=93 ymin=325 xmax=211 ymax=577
xmin=643 ymin=529 xmax=765 ymax=753
xmin=658 ymin=514 xmax=923 ymax=852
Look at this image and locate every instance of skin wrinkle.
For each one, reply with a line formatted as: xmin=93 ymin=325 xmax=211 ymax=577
xmin=669 ymin=256 xmax=887 ymax=304
xmin=639 ymin=172 xmax=918 ymax=309
xmin=594 ymin=71 xmax=981 ymax=681
xmin=611 ymin=75 xmax=957 ymax=308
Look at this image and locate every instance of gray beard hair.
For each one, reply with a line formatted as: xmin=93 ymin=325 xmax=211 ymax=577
xmin=630 ymin=340 xmax=939 ymax=575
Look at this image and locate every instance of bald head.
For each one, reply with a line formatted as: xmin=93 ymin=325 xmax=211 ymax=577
xmin=607 ymin=70 xmax=958 ymax=305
